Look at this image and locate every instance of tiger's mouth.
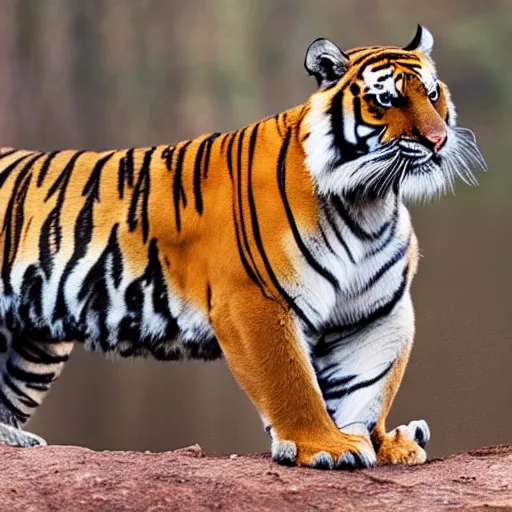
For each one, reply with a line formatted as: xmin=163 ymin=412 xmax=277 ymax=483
xmin=397 ymin=139 xmax=439 ymax=167
xmin=328 ymin=126 xmax=487 ymax=201
xmin=393 ymin=126 xmax=486 ymax=199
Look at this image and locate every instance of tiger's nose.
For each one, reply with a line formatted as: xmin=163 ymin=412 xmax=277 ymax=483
xmin=423 ymin=128 xmax=447 ymax=152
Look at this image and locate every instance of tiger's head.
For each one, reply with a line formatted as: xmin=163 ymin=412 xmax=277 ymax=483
xmin=302 ymin=25 xmax=486 ymax=201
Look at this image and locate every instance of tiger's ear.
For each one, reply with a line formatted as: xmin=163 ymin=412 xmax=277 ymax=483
xmin=403 ymin=25 xmax=434 ymax=55
xmin=304 ymin=38 xmax=349 ymax=89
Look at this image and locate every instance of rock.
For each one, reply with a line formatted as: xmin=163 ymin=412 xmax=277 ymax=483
xmin=1 ymin=444 xmax=511 ymax=511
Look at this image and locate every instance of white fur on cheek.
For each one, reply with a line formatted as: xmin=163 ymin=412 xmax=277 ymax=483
xmin=303 ymin=93 xmax=340 ymax=184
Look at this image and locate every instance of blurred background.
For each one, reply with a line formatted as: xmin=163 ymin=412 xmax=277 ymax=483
xmin=0 ymin=0 xmax=509 ymax=458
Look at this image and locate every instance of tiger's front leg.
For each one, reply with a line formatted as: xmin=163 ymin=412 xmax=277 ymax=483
xmin=314 ymin=293 xmax=430 ymax=466
xmin=369 ymin=339 xmax=431 ymax=465
xmin=210 ymin=287 xmax=376 ymax=470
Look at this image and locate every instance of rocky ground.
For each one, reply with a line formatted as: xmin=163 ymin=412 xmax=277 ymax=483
xmin=1 ymin=443 xmax=511 ymax=511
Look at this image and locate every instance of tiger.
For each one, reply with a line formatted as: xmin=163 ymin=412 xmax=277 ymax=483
xmin=0 ymin=25 xmax=485 ymax=469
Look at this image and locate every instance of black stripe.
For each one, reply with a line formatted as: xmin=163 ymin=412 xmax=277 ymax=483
xmin=318 ymin=223 xmax=337 ymax=256
xmin=229 ymin=128 xmax=267 ymax=295
xmin=225 ymin=132 xmax=236 ymax=181
xmin=370 ymin=61 xmax=392 ymax=73
xmin=353 ymin=50 xmax=419 ymax=71
xmin=277 ymin=130 xmax=338 ymax=290
xmin=247 ymin=125 xmax=259 ymax=170
xmin=37 ymin=151 xmax=59 ymax=187
xmin=247 ymin=134 xmax=315 ymax=332
xmin=352 ymin=96 xmax=382 ymax=152
xmin=110 ymin=226 xmax=124 ymax=289
xmin=322 ymin=205 xmax=356 ymax=264
xmin=173 ymin=141 xmax=191 ymax=232
xmin=127 ymin=147 xmax=155 ymax=242
xmin=162 ymin=145 xmax=175 ymax=171
xmin=323 ymin=362 xmax=393 ymax=401
xmin=207 ymin=283 xmax=212 ymax=311
xmin=236 ymin=128 xmax=249 ymax=254
xmin=329 ymin=90 xmax=360 ymax=166
xmin=118 ymin=154 xmax=125 ymax=199
xmin=146 ymin=238 xmax=171 ymax=317
xmin=332 ymin=195 xmax=391 ymax=242
xmin=0 ymin=386 xmax=29 ymax=422
xmin=318 ymin=372 xmax=356 ymax=393
xmin=3 ymin=373 xmax=39 ymax=408
xmin=220 ymin=133 xmax=230 ymax=154
xmin=245 ymin=124 xmax=272 ymax=294
xmin=83 ymin=152 xmax=115 ymax=201
xmin=142 ymin=147 xmax=154 ymax=243
xmin=202 ymin=132 xmax=221 ymax=179
xmin=79 ymin=154 xmax=114 ymax=246
xmin=2 ymin=174 xmax=32 ymax=293
xmin=365 ymin=207 xmax=398 ymax=258
xmin=230 ymin=129 xmax=266 ymax=294
xmin=53 ymin=153 xmax=116 ymax=320
xmin=376 ymin=73 xmax=393 ymax=83
xmin=0 ymin=153 xmax=34 ymax=188
xmin=232 ymin=214 xmax=267 ymax=293
xmin=324 ymin=265 xmax=409 ymax=338
xmin=6 ymin=360 xmax=55 ymax=385
xmin=274 ymin=115 xmax=283 ymax=137
xmin=396 ymin=61 xmax=422 ymax=73
xmin=39 ymin=151 xmax=86 ymax=280
xmin=118 ymin=149 xmax=135 ymax=199
xmin=13 ymin=341 xmax=70 ymax=365
xmin=361 ymin=244 xmax=408 ymax=294
xmin=193 ymin=137 xmax=210 ymax=215
xmin=39 ymin=210 xmax=59 ymax=279
xmin=76 ymin=224 xmax=123 ymax=351
xmin=1 ymin=153 xmax=44 ymax=293
xmin=0 ymin=149 xmax=18 ymax=160
xmin=45 ymin=151 xmax=85 ymax=201
xmin=237 ymin=127 xmax=266 ymax=289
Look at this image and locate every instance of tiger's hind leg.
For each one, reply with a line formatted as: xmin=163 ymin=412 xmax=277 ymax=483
xmin=0 ymin=332 xmax=74 ymax=447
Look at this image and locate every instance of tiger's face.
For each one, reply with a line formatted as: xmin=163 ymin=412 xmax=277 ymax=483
xmin=303 ymin=26 xmax=486 ymax=201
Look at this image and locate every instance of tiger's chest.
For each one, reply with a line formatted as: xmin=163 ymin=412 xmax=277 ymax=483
xmin=285 ymin=199 xmax=413 ymax=334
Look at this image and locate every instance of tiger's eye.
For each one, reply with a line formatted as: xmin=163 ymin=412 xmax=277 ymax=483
xmin=428 ymin=85 xmax=440 ymax=102
xmin=376 ymin=92 xmax=393 ymax=108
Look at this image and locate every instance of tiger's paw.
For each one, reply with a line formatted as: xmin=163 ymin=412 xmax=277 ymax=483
xmin=271 ymin=434 xmax=376 ymax=470
xmin=376 ymin=419 xmax=430 ymax=465
xmin=0 ymin=423 xmax=47 ymax=447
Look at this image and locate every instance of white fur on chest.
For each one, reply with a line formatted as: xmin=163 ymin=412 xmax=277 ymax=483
xmin=284 ymin=198 xmax=412 ymax=332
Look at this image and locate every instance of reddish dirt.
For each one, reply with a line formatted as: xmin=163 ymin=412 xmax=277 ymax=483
xmin=1 ymin=443 xmax=511 ymax=511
